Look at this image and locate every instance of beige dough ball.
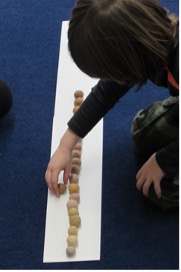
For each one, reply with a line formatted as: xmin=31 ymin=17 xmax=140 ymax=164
xmin=69 ymin=215 xmax=81 ymax=227
xmin=68 ymin=183 xmax=80 ymax=194
xmin=69 ymin=192 xmax=80 ymax=203
xmin=72 ymin=150 xmax=81 ymax=158
xmin=59 ymin=183 xmax=67 ymax=194
xmin=69 ymin=174 xmax=79 ymax=184
xmin=72 ymin=157 xmax=81 ymax=166
xmin=74 ymin=90 xmax=84 ymax=98
xmin=66 ymin=199 xmax=78 ymax=209
xmin=68 ymin=226 xmax=78 ymax=236
xmin=67 ymin=235 xmax=78 ymax=247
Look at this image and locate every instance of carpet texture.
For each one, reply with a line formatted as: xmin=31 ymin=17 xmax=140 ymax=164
xmin=0 ymin=0 xmax=179 ymax=269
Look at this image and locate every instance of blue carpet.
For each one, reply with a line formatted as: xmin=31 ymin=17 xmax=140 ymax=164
xmin=0 ymin=0 xmax=179 ymax=269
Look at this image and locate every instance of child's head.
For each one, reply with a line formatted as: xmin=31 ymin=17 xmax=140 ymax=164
xmin=68 ymin=0 xmax=178 ymax=87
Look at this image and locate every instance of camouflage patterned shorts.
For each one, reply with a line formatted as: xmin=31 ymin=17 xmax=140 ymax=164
xmin=131 ymin=96 xmax=179 ymax=210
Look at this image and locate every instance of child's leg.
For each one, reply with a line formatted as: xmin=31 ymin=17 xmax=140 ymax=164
xmin=131 ymin=96 xmax=179 ymax=210
xmin=0 ymin=80 xmax=13 ymax=119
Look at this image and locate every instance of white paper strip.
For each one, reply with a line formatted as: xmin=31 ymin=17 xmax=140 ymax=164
xmin=43 ymin=21 xmax=103 ymax=263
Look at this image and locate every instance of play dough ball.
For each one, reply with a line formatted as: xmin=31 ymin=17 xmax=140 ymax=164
xmin=68 ymin=184 xmax=80 ymax=194
xmin=67 ymin=199 xmax=78 ymax=209
xmin=59 ymin=183 xmax=66 ymax=194
xmin=68 ymin=207 xmax=79 ymax=217
xmin=68 ymin=226 xmax=78 ymax=236
xmin=71 ymin=164 xmax=80 ymax=175
xmin=69 ymin=193 xmax=80 ymax=203
xmin=72 ymin=157 xmax=81 ymax=166
xmin=69 ymin=215 xmax=81 ymax=227
xmin=72 ymin=150 xmax=81 ymax=158
xmin=67 ymin=235 xmax=78 ymax=247
xmin=69 ymin=174 xmax=79 ymax=184
xmin=74 ymin=90 xmax=84 ymax=98
xmin=66 ymin=246 xmax=76 ymax=257
xmin=74 ymin=142 xmax=82 ymax=151
xmin=74 ymin=97 xmax=83 ymax=106
xmin=73 ymin=106 xmax=79 ymax=113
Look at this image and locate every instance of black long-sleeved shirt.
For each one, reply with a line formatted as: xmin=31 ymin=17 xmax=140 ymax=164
xmin=68 ymin=35 xmax=179 ymax=177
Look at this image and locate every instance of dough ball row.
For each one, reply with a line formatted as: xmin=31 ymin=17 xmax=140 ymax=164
xmin=66 ymin=90 xmax=84 ymax=257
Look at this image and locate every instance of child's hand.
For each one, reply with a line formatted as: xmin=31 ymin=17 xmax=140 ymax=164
xmin=136 ymin=153 xmax=165 ymax=198
xmin=45 ymin=145 xmax=72 ymax=196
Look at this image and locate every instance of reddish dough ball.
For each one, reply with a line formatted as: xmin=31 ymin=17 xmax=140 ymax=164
xmin=67 ymin=199 xmax=78 ymax=209
xmin=74 ymin=90 xmax=84 ymax=98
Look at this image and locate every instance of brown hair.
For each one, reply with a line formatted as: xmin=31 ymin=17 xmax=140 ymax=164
xmin=68 ymin=0 xmax=178 ymax=88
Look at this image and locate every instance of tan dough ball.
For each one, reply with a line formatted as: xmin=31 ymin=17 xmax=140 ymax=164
xmin=71 ymin=164 xmax=80 ymax=175
xmin=68 ymin=207 xmax=79 ymax=217
xmin=66 ymin=246 xmax=76 ymax=257
xmin=68 ymin=183 xmax=80 ymax=194
xmin=72 ymin=150 xmax=81 ymax=158
xmin=72 ymin=157 xmax=81 ymax=166
xmin=69 ymin=215 xmax=81 ymax=227
xmin=73 ymin=106 xmax=79 ymax=113
xmin=68 ymin=226 xmax=78 ymax=236
xmin=59 ymin=183 xmax=67 ymax=194
xmin=67 ymin=199 xmax=78 ymax=209
xmin=69 ymin=193 xmax=80 ymax=203
xmin=74 ymin=97 xmax=83 ymax=106
xmin=74 ymin=90 xmax=84 ymax=98
xmin=74 ymin=142 xmax=82 ymax=151
xmin=67 ymin=235 xmax=78 ymax=247
xmin=69 ymin=174 xmax=79 ymax=184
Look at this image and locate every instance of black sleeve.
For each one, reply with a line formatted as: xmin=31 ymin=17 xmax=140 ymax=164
xmin=156 ymin=140 xmax=179 ymax=177
xmin=67 ymin=79 xmax=133 ymax=138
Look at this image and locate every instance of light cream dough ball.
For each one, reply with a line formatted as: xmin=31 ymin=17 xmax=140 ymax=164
xmin=66 ymin=246 xmax=76 ymax=257
xmin=67 ymin=235 xmax=78 ymax=247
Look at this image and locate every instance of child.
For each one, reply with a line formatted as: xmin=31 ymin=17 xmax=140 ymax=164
xmin=0 ymin=80 xmax=12 ymax=119
xmin=45 ymin=0 xmax=179 ymax=210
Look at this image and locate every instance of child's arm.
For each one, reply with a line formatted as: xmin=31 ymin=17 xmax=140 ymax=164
xmin=45 ymin=128 xmax=81 ymax=195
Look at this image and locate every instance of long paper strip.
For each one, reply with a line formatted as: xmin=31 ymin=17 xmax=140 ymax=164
xmin=43 ymin=21 xmax=103 ymax=263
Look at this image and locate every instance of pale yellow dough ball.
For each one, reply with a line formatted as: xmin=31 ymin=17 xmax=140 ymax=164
xmin=68 ymin=226 xmax=78 ymax=236
xmin=69 ymin=215 xmax=81 ymax=227
xmin=68 ymin=183 xmax=80 ymax=194
xmin=68 ymin=207 xmax=79 ymax=217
